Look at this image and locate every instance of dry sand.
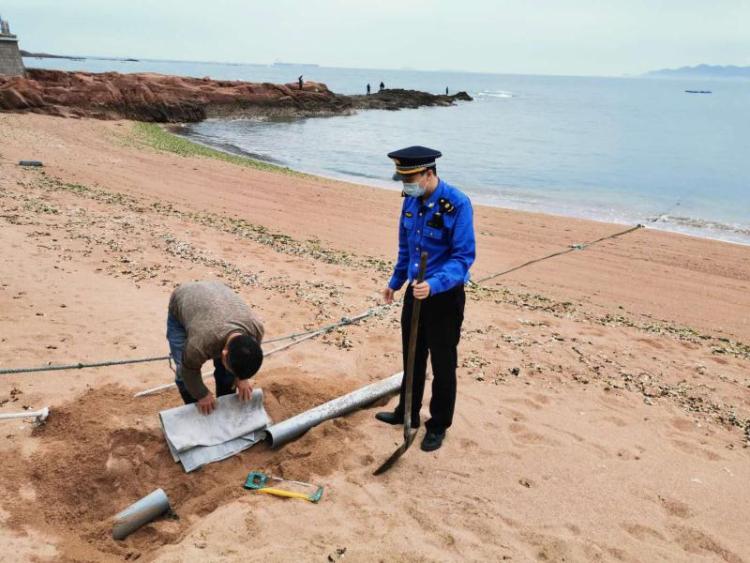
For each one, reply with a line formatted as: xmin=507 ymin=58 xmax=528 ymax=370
xmin=0 ymin=112 xmax=749 ymax=562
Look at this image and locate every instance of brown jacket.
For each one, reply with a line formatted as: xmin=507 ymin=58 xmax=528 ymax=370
xmin=169 ymin=281 xmax=264 ymax=399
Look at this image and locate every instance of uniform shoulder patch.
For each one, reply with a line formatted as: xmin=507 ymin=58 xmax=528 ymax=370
xmin=404 ymin=211 xmax=413 ymax=218
xmin=438 ymin=197 xmax=456 ymax=214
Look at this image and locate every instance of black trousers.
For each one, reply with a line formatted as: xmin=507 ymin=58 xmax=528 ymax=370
xmin=395 ymin=284 xmax=465 ymax=432
xmin=175 ymin=358 xmax=236 ymax=404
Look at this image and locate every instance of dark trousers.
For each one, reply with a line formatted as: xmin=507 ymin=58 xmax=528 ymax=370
xmin=175 ymin=358 xmax=236 ymax=405
xmin=396 ymin=284 xmax=465 ymax=432
xmin=167 ymin=313 xmax=236 ymax=404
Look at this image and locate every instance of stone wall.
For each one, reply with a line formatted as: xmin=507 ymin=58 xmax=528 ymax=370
xmin=0 ymin=37 xmax=25 ymax=76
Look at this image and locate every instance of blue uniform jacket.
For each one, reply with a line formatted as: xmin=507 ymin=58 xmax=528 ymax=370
xmin=388 ymin=179 xmax=476 ymax=295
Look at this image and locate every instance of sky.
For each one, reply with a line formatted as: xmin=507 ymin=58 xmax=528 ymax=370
xmin=3 ymin=0 xmax=748 ymax=76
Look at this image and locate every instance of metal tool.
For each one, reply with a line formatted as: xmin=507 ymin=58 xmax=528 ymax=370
xmin=373 ymin=251 xmax=428 ymax=475
xmin=0 ymin=407 xmax=49 ymax=425
xmin=244 ymin=471 xmax=324 ymax=503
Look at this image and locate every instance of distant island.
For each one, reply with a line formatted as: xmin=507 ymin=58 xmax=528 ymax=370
xmin=645 ymin=64 xmax=750 ymax=79
xmin=20 ymin=49 xmax=85 ymax=61
xmin=20 ymin=50 xmax=139 ymax=63
xmin=272 ymin=62 xmax=319 ymax=68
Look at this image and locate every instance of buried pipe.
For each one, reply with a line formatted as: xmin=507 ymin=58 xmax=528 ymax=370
xmin=265 ymin=371 xmax=403 ymax=448
xmin=112 ymin=488 xmax=171 ymax=540
xmin=0 ymin=407 xmax=49 ymax=424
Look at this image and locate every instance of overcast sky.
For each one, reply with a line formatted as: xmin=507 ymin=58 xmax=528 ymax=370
xmin=3 ymin=0 xmax=748 ymax=76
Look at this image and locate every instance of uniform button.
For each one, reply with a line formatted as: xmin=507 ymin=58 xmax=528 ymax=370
xmin=419 ymin=213 xmax=423 ymax=216
xmin=417 ymin=230 xmax=420 ymax=234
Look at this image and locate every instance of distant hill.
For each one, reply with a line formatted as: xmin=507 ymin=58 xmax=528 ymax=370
xmin=20 ymin=50 xmax=85 ymax=61
xmin=645 ymin=64 xmax=750 ymax=79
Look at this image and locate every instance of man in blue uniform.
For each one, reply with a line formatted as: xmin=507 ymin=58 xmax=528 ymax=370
xmin=377 ymin=146 xmax=476 ymax=451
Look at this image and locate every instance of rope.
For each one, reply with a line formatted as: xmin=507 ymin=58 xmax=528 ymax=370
xmin=0 ymin=355 xmax=170 ymax=376
xmin=1 ymin=223 xmax=644 ymax=379
xmin=471 ymin=224 xmax=644 ymax=285
xmin=132 ymin=308 xmax=395 ymax=397
xmin=0 ymin=307 xmax=395 ymax=377
xmin=262 ymin=309 xmax=388 ymax=357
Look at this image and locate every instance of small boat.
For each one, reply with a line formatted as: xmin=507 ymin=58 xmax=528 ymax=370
xmin=685 ymin=90 xmax=712 ymax=94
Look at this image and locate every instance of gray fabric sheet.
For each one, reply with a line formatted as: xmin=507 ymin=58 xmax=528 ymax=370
xmin=159 ymin=389 xmax=271 ymax=472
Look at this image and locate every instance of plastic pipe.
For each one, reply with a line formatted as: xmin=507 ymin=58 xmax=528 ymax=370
xmin=112 ymin=488 xmax=171 ymax=540
xmin=265 ymin=371 xmax=402 ymax=448
xmin=0 ymin=407 xmax=49 ymax=423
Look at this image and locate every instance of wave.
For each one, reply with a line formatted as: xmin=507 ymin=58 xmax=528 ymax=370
xmin=477 ymin=90 xmax=514 ymax=98
xmin=330 ymin=168 xmax=380 ymax=180
xmin=479 ymin=191 xmax=750 ymax=245
xmin=647 ymin=214 xmax=750 ymax=237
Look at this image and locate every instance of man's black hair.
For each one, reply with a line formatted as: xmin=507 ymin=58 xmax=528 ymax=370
xmin=227 ymin=335 xmax=263 ymax=379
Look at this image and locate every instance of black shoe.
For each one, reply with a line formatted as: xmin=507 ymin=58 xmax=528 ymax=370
xmin=420 ymin=430 xmax=445 ymax=452
xmin=375 ymin=411 xmax=420 ymax=428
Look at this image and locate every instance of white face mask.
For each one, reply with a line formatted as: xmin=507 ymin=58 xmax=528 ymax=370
xmin=402 ymin=178 xmax=426 ymax=197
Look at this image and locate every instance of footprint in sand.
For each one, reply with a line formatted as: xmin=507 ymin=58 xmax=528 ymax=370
xmin=506 ymin=396 xmax=546 ymax=411
xmin=623 ymin=522 xmax=666 ymax=542
xmin=505 ymin=408 xmax=527 ymax=422
xmin=508 ymin=422 xmax=561 ymax=447
xmin=658 ymin=495 xmax=693 ymax=519
xmin=459 ymin=438 xmax=479 ymax=450
xmin=670 ymin=417 xmax=697 ymax=432
xmin=636 ymin=337 xmax=666 ymax=350
xmin=670 ymin=525 xmax=744 ymax=563
xmin=669 ymin=438 xmax=723 ymax=461
xmin=601 ymin=415 xmax=628 ymax=427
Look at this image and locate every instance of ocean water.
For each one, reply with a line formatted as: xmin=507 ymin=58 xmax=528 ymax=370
xmin=24 ymin=57 xmax=750 ymax=245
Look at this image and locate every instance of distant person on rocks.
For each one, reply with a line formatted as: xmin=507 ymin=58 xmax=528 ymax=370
xmin=166 ymin=281 xmax=265 ymax=415
xmin=376 ymin=146 xmax=476 ymax=452
xmin=298 ymin=75 xmax=304 ymax=90
xmin=367 ymin=83 xmax=371 ymax=95
xmin=446 ymin=87 xmax=449 ymax=95
xmin=379 ymin=81 xmax=385 ymax=91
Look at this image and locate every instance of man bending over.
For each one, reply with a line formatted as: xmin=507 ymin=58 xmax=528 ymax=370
xmin=166 ymin=280 xmax=264 ymax=415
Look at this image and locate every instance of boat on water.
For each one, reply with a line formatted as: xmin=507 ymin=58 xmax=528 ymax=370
xmin=685 ymin=90 xmax=712 ymax=94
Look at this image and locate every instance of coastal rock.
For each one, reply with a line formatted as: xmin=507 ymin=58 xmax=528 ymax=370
xmin=350 ymin=88 xmax=473 ymax=110
xmin=0 ymin=69 xmax=342 ymax=122
xmin=0 ymin=70 xmax=471 ymax=122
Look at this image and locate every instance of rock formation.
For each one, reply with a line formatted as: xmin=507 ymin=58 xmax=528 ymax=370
xmin=350 ymin=88 xmax=472 ymax=110
xmin=0 ymin=69 xmax=471 ymax=122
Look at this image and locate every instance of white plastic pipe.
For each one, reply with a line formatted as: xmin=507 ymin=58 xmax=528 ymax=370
xmin=112 ymin=488 xmax=171 ymax=540
xmin=0 ymin=407 xmax=49 ymax=422
xmin=134 ymin=382 xmax=175 ymax=397
xmin=265 ymin=372 xmax=403 ymax=448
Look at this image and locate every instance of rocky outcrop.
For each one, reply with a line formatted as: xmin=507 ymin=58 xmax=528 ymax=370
xmin=350 ymin=88 xmax=472 ymax=110
xmin=0 ymin=69 xmax=350 ymax=121
xmin=0 ymin=69 xmax=471 ymax=122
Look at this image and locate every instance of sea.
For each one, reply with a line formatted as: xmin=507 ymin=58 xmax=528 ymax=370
xmin=23 ymin=57 xmax=750 ymax=245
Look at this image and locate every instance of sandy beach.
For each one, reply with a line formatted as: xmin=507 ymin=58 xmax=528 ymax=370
xmin=1 ymin=112 xmax=749 ymax=562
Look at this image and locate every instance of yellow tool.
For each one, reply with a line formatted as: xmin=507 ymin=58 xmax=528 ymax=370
xmin=243 ymin=471 xmax=324 ymax=503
